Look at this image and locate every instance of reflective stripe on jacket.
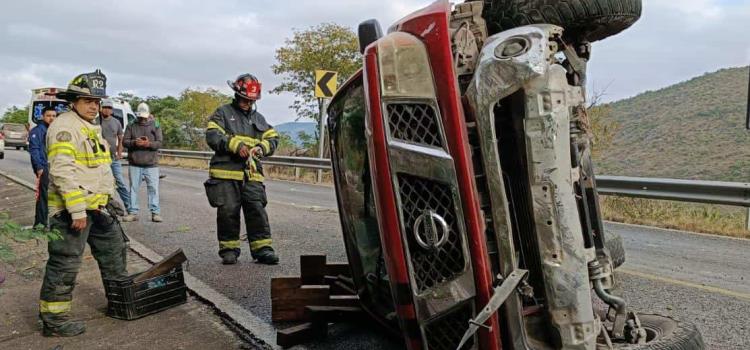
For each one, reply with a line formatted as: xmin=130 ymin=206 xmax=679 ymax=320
xmin=46 ymin=111 xmax=114 ymax=220
xmin=205 ymin=102 xmax=279 ymax=182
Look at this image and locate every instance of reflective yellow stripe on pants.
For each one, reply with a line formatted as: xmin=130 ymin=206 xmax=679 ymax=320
xmin=219 ymin=240 xmax=241 ymax=250
xmin=40 ymin=300 xmax=72 ymax=314
xmin=250 ymin=239 xmax=273 ymax=252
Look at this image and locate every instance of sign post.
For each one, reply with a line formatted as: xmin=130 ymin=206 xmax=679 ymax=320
xmin=314 ymin=70 xmax=338 ymax=182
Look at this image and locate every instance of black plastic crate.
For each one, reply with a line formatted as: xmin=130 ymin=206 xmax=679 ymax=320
xmin=103 ymin=266 xmax=188 ymax=320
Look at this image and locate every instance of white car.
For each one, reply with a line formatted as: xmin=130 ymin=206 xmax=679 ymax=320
xmin=0 ymin=131 xmax=5 ymax=159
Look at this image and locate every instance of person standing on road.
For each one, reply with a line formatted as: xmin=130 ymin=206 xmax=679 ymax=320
xmin=41 ymin=69 xmax=128 ymax=337
xmin=99 ymin=99 xmax=130 ymax=213
xmin=204 ymin=73 xmax=279 ymax=265
xmin=121 ymin=103 xmax=163 ymax=223
xmin=28 ymin=106 xmax=57 ymax=228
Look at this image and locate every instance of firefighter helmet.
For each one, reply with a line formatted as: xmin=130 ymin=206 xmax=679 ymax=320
xmin=227 ymin=74 xmax=262 ymax=101
xmin=56 ymin=69 xmax=108 ymax=101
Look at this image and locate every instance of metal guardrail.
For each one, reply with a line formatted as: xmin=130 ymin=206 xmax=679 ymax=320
xmin=156 ymin=149 xmax=750 ymax=228
xmin=157 ymin=149 xmax=332 ymax=170
xmin=596 ymin=176 xmax=750 ymax=207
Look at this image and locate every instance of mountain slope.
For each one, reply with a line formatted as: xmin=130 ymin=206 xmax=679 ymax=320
xmin=594 ymin=66 xmax=750 ymax=182
xmin=274 ymin=121 xmax=316 ymax=145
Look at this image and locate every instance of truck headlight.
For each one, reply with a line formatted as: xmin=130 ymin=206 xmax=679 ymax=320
xmin=377 ymin=32 xmax=435 ymax=99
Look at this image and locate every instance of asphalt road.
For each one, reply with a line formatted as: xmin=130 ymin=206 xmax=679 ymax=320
xmin=2 ymin=148 xmax=748 ymax=349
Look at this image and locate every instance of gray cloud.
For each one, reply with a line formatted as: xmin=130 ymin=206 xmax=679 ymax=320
xmin=1 ymin=0 xmax=748 ymax=125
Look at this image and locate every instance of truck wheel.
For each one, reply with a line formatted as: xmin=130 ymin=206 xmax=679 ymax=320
xmin=478 ymin=0 xmax=642 ymax=43
xmin=606 ymin=231 xmax=626 ymax=269
xmin=601 ymin=314 xmax=705 ymax=349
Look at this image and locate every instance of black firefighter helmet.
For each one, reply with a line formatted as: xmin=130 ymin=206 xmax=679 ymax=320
xmin=56 ymin=69 xmax=108 ymax=101
xmin=227 ymin=73 xmax=262 ymax=101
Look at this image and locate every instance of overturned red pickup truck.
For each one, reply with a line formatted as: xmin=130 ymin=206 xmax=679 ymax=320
xmin=326 ymin=1 xmax=704 ymax=349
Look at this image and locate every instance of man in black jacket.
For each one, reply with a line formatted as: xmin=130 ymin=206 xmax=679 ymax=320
xmin=121 ymin=102 xmax=163 ymax=223
xmin=204 ymin=73 xmax=279 ymax=265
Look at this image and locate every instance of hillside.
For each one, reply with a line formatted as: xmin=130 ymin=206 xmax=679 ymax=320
xmin=274 ymin=121 xmax=316 ymax=145
xmin=594 ymin=66 xmax=750 ymax=182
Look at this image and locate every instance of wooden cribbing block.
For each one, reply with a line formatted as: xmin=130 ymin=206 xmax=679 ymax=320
xmin=305 ymin=306 xmax=365 ymax=325
xmin=271 ymin=276 xmax=330 ymax=322
xmin=277 ymin=322 xmax=327 ymax=348
xmin=325 ymin=263 xmax=351 ymax=277
xmin=300 ymin=255 xmax=327 ymax=284
xmin=327 ymin=295 xmax=360 ymax=307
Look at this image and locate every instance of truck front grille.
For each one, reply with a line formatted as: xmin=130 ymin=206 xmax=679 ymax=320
xmin=387 ymin=103 xmax=442 ymax=148
xmin=424 ymin=302 xmax=475 ymax=350
xmin=397 ymin=173 xmax=466 ymax=293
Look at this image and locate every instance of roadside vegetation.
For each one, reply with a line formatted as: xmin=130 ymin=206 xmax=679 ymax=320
xmin=601 ymin=197 xmax=749 ymax=238
xmin=588 ymin=83 xmax=750 ymax=239
xmin=0 ymin=213 xmax=62 ymax=263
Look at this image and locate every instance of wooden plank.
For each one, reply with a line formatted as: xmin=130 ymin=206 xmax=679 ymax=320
xmin=324 ymin=263 xmax=351 ymax=277
xmin=271 ymin=285 xmax=330 ymax=322
xmin=330 ymin=280 xmax=357 ymax=296
xmin=133 ymin=249 xmax=187 ymax=283
xmin=271 ymin=277 xmax=301 ymax=290
xmin=300 ymin=255 xmax=327 ymax=284
xmin=327 ymin=295 xmax=360 ymax=307
xmin=305 ymin=306 xmax=365 ymax=324
xmin=276 ymin=322 xmax=327 ymax=348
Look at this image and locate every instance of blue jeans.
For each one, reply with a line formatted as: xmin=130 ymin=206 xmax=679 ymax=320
xmin=128 ymin=166 xmax=160 ymax=215
xmin=110 ymin=160 xmax=131 ymax=212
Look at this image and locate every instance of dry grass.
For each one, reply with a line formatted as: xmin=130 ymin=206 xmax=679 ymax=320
xmin=601 ymin=196 xmax=750 ymax=239
xmin=158 ymin=156 xmax=210 ymax=170
xmin=156 ymin=156 xmax=333 ymax=185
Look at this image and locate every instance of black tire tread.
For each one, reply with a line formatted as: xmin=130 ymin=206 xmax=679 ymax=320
xmin=610 ymin=314 xmax=705 ymax=350
xmin=479 ymin=0 xmax=642 ymax=42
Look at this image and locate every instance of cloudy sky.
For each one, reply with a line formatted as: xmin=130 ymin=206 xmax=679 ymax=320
xmin=1 ymin=0 xmax=748 ymax=125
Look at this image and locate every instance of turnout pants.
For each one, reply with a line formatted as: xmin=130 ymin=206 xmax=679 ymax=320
xmin=205 ymin=179 xmax=272 ymax=258
xmin=39 ymin=210 xmax=128 ymax=325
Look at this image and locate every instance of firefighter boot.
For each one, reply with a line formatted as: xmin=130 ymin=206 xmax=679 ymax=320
xmin=221 ymin=250 xmax=238 ymax=265
xmin=41 ymin=313 xmax=86 ymax=337
xmin=253 ymin=247 xmax=279 ymax=265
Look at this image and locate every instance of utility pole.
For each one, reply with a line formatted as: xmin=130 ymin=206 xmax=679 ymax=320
xmin=317 ymin=97 xmax=326 ymax=183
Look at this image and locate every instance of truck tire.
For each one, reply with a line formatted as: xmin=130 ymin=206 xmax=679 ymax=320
xmin=478 ymin=0 xmax=642 ymax=43
xmin=601 ymin=314 xmax=705 ymax=349
xmin=606 ymin=231 xmax=626 ymax=269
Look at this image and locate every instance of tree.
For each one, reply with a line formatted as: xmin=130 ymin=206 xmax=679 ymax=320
xmin=271 ymin=23 xmax=361 ymax=124
xmin=177 ymin=88 xmax=231 ymax=150
xmin=1 ymin=106 xmax=29 ymax=124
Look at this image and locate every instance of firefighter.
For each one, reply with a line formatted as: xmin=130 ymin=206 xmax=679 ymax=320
xmin=39 ymin=69 xmax=128 ymax=337
xmin=205 ymin=73 xmax=280 ymax=265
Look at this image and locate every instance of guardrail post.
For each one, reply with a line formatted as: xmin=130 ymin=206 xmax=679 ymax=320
xmin=294 ymin=167 xmax=300 ymax=181
xmin=746 ymin=207 xmax=750 ymax=231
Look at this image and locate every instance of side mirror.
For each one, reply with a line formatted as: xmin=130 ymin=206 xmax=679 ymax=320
xmin=358 ymin=19 xmax=383 ymax=54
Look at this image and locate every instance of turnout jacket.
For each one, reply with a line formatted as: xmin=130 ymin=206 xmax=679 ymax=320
xmin=46 ymin=111 xmax=114 ymax=220
xmin=206 ymin=102 xmax=279 ymax=182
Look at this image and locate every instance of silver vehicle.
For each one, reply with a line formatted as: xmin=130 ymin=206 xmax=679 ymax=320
xmin=0 ymin=123 xmax=28 ymax=150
